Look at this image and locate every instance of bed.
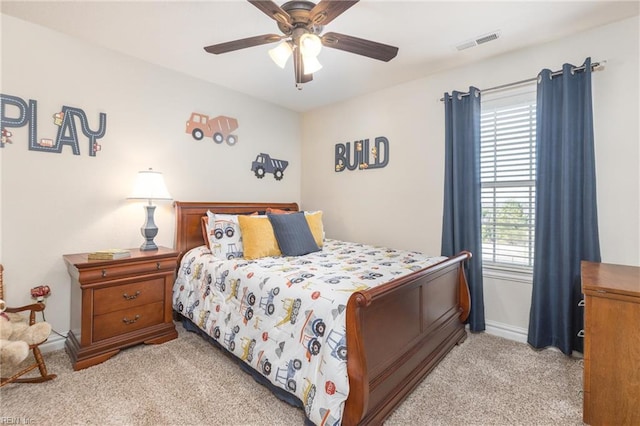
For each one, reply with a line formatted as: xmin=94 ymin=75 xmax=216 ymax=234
xmin=172 ymin=201 xmax=471 ymax=425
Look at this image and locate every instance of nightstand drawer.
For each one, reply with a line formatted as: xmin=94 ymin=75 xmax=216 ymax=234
xmin=93 ymin=302 xmax=164 ymax=341
xmin=78 ymin=258 xmax=176 ymax=283
xmin=93 ymin=278 xmax=164 ymax=315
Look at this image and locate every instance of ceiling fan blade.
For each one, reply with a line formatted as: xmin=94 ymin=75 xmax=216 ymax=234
xmin=293 ymin=47 xmax=313 ymax=86
xmin=321 ymin=32 xmax=399 ymax=62
xmin=248 ymin=0 xmax=292 ymax=27
xmin=310 ymin=0 xmax=359 ymax=25
xmin=204 ymin=34 xmax=282 ymax=54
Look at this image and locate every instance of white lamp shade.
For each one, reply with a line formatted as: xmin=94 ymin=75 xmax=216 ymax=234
xmin=299 ymin=33 xmax=322 ymax=57
xmin=128 ymin=169 xmax=172 ymax=200
xmin=269 ymin=41 xmax=293 ymax=68
xmin=302 ymin=55 xmax=323 ymax=75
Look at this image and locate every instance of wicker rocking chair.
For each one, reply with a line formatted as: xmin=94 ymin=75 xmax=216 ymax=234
xmin=0 ymin=264 xmax=57 ymax=387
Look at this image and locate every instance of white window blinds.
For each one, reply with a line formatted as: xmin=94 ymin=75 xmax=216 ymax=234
xmin=480 ymin=84 xmax=537 ymax=269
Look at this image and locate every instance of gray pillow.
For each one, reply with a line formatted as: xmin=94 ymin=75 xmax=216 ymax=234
xmin=267 ymin=212 xmax=320 ymax=256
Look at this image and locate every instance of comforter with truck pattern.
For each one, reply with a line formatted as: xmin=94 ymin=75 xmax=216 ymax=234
xmin=172 ymin=239 xmax=445 ymax=425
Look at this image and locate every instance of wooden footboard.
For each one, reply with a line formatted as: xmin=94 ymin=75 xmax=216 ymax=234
xmin=343 ymin=251 xmax=471 ymax=425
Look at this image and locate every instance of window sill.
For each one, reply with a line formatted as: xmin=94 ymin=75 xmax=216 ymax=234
xmin=483 ymin=264 xmax=533 ymax=284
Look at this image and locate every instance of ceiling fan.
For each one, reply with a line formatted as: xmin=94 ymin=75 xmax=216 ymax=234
xmin=204 ymin=0 xmax=399 ymax=89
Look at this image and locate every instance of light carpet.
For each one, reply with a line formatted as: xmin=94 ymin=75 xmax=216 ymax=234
xmin=0 ymin=323 xmax=583 ymax=425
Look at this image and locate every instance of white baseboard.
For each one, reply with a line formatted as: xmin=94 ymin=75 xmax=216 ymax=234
xmin=40 ymin=322 xmax=572 ymax=356
xmin=483 ymin=320 xmax=528 ymax=344
xmin=480 ymin=321 xmax=584 ymax=358
xmin=40 ymin=333 xmax=67 ymax=353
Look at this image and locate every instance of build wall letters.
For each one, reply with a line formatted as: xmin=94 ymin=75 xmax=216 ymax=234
xmin=335 ymin=137 xmax=389 ymax=172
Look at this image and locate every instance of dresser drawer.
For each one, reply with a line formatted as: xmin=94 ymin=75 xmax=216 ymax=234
xmin=93 ymin=302 xmax=164 ymax=342
xmin=77 ymin=258 xmax=176 ymax=283
xmin=93 ymin=278 xmax=164 ymax=315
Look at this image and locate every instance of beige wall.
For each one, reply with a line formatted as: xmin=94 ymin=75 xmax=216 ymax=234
xmin=301 ymin=16 xmax=640 ymax=340
xmin=0 ymin=14 xmax=301 ymax=341
xmin=1 ymin=13 xmax=638 ymax=347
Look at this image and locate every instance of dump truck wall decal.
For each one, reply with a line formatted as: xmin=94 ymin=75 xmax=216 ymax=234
xmin=185 ymin=112 xmax=239 ymax=146
xmin=251 ymin=153 xmax=289 ymax=181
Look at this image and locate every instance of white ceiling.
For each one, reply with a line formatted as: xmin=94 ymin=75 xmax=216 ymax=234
xmin=2 ymin=1 xmax=638 ymax=112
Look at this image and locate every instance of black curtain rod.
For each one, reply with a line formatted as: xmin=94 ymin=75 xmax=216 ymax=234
xmin=440 ymin=60 xmax=605 ymax=102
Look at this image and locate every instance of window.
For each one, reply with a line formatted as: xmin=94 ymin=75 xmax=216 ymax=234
xmin=480 ymin=84 xmax=536 ymax=270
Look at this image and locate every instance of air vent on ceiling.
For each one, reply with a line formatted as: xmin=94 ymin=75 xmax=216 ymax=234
xmin=455 ymin=30 xmax=501 ymax=51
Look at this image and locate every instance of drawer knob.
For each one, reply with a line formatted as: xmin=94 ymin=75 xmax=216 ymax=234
xmin=156 ymin=262 xmax=161 ymax=270
xmin=123 ymin=291 xmax=141 ymax=300
xmin=102 ymin=269 xmax=107 ymax=278
xmin=122 ymin=314 xmax=141 ymax=325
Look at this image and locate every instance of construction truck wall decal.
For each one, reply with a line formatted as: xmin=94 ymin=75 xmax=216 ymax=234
xmin=185 ymin=112 xmax=239 ymax=146
xmin=251 ymin=153 xmax=289 ymax=181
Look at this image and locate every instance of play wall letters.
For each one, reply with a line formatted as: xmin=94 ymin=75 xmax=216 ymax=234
xmin=335 ymin=137 xmax=389 ymax=172
xmin=0 ymin=93 xmax=107 ymax=156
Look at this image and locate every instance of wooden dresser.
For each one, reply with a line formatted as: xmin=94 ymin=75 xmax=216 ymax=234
xmin=581 ymin=261 xmax=640 ymax=425
xmin=63 ymin=247 xmax=179 ymax=370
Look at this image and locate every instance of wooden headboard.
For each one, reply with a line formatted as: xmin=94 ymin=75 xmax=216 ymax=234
xmin=173 ymin=201 xmax=299 ymax=258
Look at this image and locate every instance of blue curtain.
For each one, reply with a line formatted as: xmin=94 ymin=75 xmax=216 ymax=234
xmin=442 ymin=87 xmax=485 ymax=332
xmin=528 ymin=58 xmax=601 ymax=355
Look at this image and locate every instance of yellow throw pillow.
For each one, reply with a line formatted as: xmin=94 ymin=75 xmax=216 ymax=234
xmin=237 ymin=215 xmax=281 ymax=259
xmin=305 ymin=211 xmax=324 ymax=248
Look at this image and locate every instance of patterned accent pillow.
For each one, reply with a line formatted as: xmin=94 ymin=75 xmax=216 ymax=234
xmin=237 ymin=215 xmax=281 ymax=260
xmin=268 ymin=212 xmax=320 ymax=257
xmin=205 ymin=211 xmax=244 ymax=260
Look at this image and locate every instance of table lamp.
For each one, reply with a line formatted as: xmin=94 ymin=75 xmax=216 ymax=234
xmin=127 ymin=168 xmax=172 ymax=251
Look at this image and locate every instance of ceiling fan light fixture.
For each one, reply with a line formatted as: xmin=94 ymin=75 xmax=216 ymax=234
xmin=204 ymin=0 xmax=399 ymax=89
xmin=302 ymin=54 xmax=322 ymax=75
xmin=269 ymin=41 xmax=293 ymax=68
xmin=299 ymin=33 xmax=322 ymax=57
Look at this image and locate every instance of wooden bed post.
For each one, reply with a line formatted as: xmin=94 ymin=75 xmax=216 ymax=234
xmin=343 ymin=291 xmax=372 ymax=425
xmin=458 ymin=251 xmax=472 ymax=322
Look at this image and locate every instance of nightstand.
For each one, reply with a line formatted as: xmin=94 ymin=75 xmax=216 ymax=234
xmin=63 ymin=247 xmax=179 ymax=370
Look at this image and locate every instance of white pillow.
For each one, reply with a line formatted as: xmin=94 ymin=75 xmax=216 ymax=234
xmin=206 ymin=211 xmax=244 ymax=260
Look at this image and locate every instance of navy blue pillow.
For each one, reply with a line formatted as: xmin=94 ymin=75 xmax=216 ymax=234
xmin=267 ymin=212 xmax=320 ymax=256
